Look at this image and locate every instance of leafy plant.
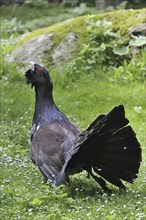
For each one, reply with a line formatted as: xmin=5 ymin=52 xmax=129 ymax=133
xmin=113 ymin=46 xmax=129 ymax=56
xmin=63 ymin=18 xmax=145 ymax=82
xmin=1 ymin=18 xmax=25 ymax=37
xmin=62 ymin=0 xmax=79 ymax=7
xmin=64 ymin=19 xmax=128 ymax=81
xmin=24 ymin=0 xmax=48 ymax=7
xmin=129 ymin=35 xmax=146 ymax=47
xmin=111 ymin=50 xmax=146 ymax=82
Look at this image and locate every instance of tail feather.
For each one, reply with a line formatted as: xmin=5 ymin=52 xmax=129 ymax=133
xmin=94 ymin=105 xmax=129 ymax=134
xmin=100 ymin=154 xmax=140 ymax=165
xmin=65 ymin=105 xmax=141 ymax=190
xmin=103 ymin=126 xmax=139 ymax=148
xmin=94 ymin=167 xmax=127 ymax=187
xmin=101 ymin=147 xmax=141 ymax=156
xmin=99 ymin=162 xmax=138 ymax=181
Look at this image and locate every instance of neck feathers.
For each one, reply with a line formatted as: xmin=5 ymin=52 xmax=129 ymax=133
xmin=33 ymin=86 xmax=68 ymax=127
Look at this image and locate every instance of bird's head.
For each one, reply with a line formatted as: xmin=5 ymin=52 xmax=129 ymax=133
xmin=25 ymin=62 xmax=53 ymax=90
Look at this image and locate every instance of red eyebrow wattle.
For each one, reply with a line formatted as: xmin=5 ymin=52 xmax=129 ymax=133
xmin=38 ymin=67 xmax=44 ymax=72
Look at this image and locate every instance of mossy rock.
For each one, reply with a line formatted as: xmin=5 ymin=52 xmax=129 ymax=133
xmin=7 ymin=9 xmax=146 ymax=71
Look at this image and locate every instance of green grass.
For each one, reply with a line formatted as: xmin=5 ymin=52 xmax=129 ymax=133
xmin=1 ymin=4 xmax=78 ymax=21
xmin=0 ymin=64 xmax=145 ymax=220
xmin=1 ymin=4 xmax=97 ymax=39
xmin=1 ymin=4 xmax=145 ymax=220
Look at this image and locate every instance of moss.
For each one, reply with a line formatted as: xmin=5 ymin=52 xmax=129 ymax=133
xmin=12 ymin=17 xmax=83 ymax=49
xmin=12 ymin=9 xmax=145 ymax=68
xmin=13 ymin=9 xmax=145 ymax=49
xmin=103 ymin=9 xmax=146 ymax=37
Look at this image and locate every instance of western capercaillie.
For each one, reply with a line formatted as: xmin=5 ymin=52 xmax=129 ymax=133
xmin=25 ymin=62 xmax=142 ymax=192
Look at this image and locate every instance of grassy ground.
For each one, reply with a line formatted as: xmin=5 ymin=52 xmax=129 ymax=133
xmin=1 ymin=4 xmax=146 ymax=220
xmin=0 ymin=64 xmax=145 ymax=220
xmin=1 ymin=4 xmax=97 ymax=38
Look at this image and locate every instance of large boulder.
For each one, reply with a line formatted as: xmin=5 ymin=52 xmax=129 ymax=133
xmin=52 ymin=33 xmax=79 ymax=72
xmin=7 ymin=33 xmax=54 ymax=64
xmin=6 ymin=9 xmax=145 ymax=70
xmin=7 ymin=31 xmax=79 ymax=71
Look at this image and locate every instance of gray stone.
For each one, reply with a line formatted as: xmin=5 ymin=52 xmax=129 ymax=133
xmin=7 ymin=32 xmax=79 ymax=71
xmin=129 ymin=23 xmax=146 ymax=35
xmin=7 ymin=33 xmax=54 ymax=64
xmin=52 ymin=33 xmax=79 ymax=72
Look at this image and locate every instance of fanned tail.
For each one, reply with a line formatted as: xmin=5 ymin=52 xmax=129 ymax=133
xmin=60 ymin=105 xmax=142 ymax=190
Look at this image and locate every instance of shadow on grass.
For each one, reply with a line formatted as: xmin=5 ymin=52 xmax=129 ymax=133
xmin=63 ymin=173 xmax=123 ymax=199
xmin=57 ymin=171 xmax=145 ymax=200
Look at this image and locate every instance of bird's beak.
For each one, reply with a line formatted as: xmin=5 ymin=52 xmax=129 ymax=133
xmin=25 ymin=62 xmax=35 ymax=88
xmin=26 ymin=61 xmax=35 ymax=71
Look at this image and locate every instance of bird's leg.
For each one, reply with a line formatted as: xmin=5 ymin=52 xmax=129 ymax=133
xmin=87 ymin=172 xmax=90 ymax=179
xmin=43 ymin=178 xmax=47 ymax=184
xmin=94 ymin=167 xmax=126 ymax=190
xmin=65 ymin=176 xmax=70 ymax=185
xmin=86 ymin=167 xmax=91 ymax=179
xmin=86 ymin=168 xmax=112 ymax=193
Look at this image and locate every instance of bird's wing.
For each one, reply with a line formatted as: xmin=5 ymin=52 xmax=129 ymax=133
xmin=30 ymin=122 xmax=70 ymax=183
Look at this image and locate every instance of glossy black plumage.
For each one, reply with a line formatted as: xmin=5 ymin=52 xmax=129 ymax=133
xmin=25 ymin=63 xmax=142 ymax=191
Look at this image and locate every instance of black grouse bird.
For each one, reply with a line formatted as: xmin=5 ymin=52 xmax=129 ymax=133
xmin=25 ymin=62 xmax=142 ymax=192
